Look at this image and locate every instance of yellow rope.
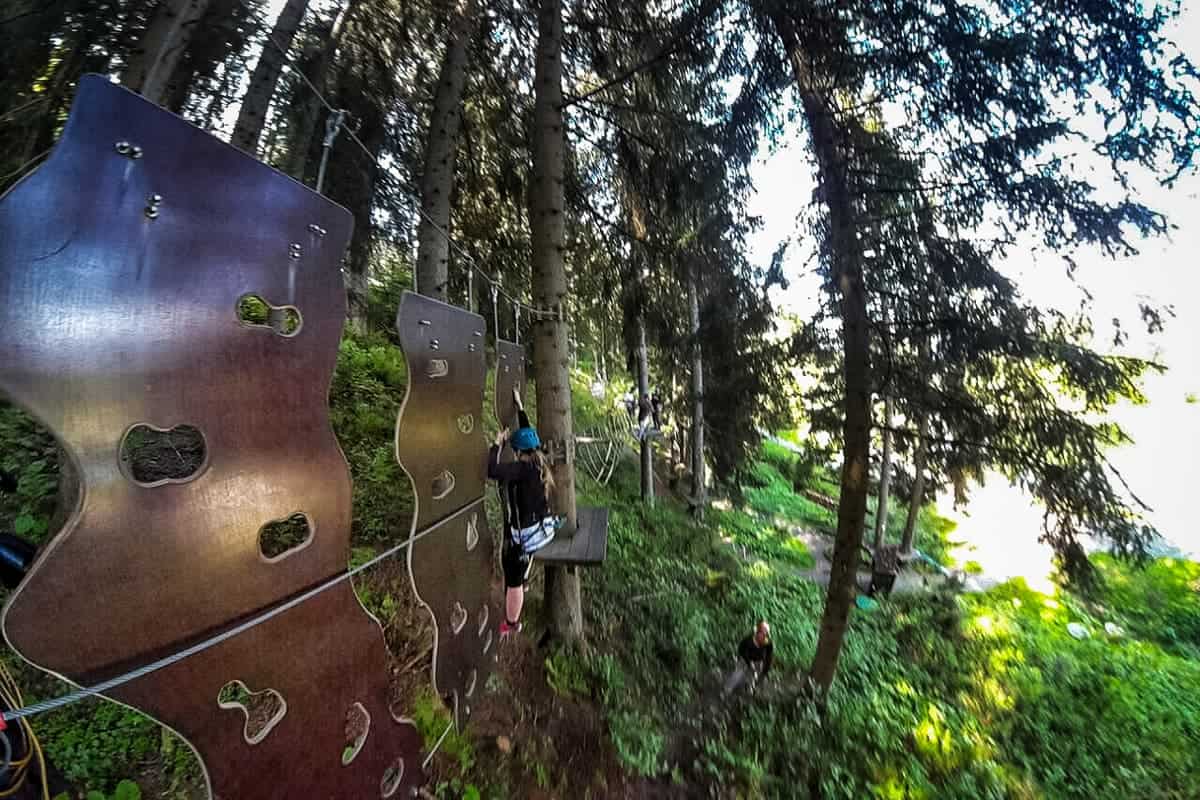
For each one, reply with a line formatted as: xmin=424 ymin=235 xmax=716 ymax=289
xmin=0 ymin=662 xmax=50 ymax=800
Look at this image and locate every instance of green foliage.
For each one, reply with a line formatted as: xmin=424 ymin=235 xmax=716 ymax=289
xmin=570 ymin=368 xmax=620 ymax=432
xmin=329 ymin=333 xmax=414 ymax=544
xmin=410 ymin=689 xmax=476 ymax=777
xmin=544 ymin=647 xmax=589 ymax=698
xmin=0 ymin=401 xmax=59 ymax=544
xmin=1088 ymin=554 xmax=1200 ymax=659
xmin=579 ymin=435 xmax=1200 ymax=799
xmin=714 ymin=507 xmax=815 ymax=569
xmin=609 ymin=710 xmax=665 ymax=777
xmin=83 ymin=780 xmax=142 ymax=800
xmin=35 ymin=698 xmax=159 ymax=791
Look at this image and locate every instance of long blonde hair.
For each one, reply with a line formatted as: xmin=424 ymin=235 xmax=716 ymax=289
xmin=526 ymin=449 xmax=556 ymax=499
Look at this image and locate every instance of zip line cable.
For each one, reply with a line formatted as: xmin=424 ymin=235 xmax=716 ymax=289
xmin=0 ymin=148 xmax=51 ymax=188
xmin=246 ymin=9 xmax=561 ymax=322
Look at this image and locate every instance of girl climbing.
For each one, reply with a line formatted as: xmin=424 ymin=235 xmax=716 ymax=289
xmin=488 ymin=391 xmax=560 ymax=638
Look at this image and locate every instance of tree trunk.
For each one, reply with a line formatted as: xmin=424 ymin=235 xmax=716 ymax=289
xmin=529 ymin=0 xmax=581 ymax=641
xmin=774 ymin=12 xmax=871 ymax=696
xmin=873 ymin=392 xmax=893 ymax=549
xmin=231 ymin=0 xmax=310 ymax=155
xmin=414 ymin=0 xmax=474 ymax=301
xmin=900 ymin=412 xmax=929 ymax=555
xmin=637 ymin=314 xmax=654 ymax=505
xmin=162 ymin=0 xmax=245 ymax=115
xmin=284 ymin=0 xmax=360 ymax=181
xmin=122 ymin=0 xmax=213 ymax=105
xmin=874 ymin=297 xmax=894 ymax=549
xmin=688 ymin=261 xmax=705 ymax=518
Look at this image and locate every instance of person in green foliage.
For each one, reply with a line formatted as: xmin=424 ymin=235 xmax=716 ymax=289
xmin=723 ymin=620 xmax=773 ymax=696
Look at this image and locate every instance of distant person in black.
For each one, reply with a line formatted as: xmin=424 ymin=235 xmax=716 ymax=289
xmin=650 ymin=393 xmax=663 ymax=429
xmin=723 ymin=620 xmax=773 ymax=696
xmin=487 ymin=391 xmax=560 ymax=638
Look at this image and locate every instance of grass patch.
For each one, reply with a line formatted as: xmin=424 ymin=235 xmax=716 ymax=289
xmin=573 ymin=443 xmax=1200 ymax=799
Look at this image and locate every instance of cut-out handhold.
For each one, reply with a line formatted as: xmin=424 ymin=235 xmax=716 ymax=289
xmin=341 ymin=702 xmax=371 ymax=766
xmin=482 ymin=629 xmax=493 ymax=655
xmin=477 ymin=604 xmax=488 ymax=637
xmin=237 ymin=293 xmax=302 ymax=337
xmin=427 ymin=359 xmax=449 ymax=378
xmin=456 ymin=414 xmax=474 ymax=434
xmin=258 ymin=512 xmax=313 ymax=561
xmin=119 ymin=423 xmax=206 ymax=486
xmin=465 ymin=669 xmax=477 ymax=698
xmin=380 ymin=758 xmax=405 ymax=798
xmin=431 ymin=470 xmax=455 ymax=500
xmin=466 ymin=514 xmax=479 ymax=551
xmin=217 ymin=680 xmax=287 ymax=745
xmin=450 ymin=602 xmax=467 ymax=635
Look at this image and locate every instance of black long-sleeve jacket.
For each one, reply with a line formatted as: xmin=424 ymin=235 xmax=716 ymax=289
xmin=487 ymin=410 xmax=549 ymax=530
xmin=738 ymin=635 xmax=773 ymax=676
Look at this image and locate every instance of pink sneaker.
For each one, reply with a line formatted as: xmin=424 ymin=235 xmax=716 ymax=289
xmin=499 ymin=620 xmax=522 ymax=639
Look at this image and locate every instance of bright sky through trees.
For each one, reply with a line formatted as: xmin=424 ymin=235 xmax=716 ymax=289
xmin=746 ymin=5 xmax=1200 ymax=560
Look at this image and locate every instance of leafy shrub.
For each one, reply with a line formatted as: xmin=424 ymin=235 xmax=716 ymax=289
xmin=0 ymin=401 xmax=59 ymax=543
xmin=36 ymin=699 xmax=160 ymax=791
xmin=576 ymin=435 xmax=1200 ymax=800
xmin=1088 ymin=554 xmax=1200 ymax=658
xmin=329 ymin=333 xmax=415 ymax=544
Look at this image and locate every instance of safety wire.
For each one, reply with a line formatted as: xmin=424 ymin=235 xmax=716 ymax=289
xmin=0 ymin=96 xmax=48 ymax=126
xmin=0 ymin=95 xmax=53 ymax=188
xmin=1 ymin=521 xmax=446 ymax=725
xmin=0 ymin=149 xmax=52 ymax=189
xmin=246 ymin=9 xmax=561 ymax=324
xmin=0 ymin=662 xmax=50 ymax=800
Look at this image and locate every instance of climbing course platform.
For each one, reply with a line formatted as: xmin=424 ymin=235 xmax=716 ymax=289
xmin=534 ymin=507 xmax=610 ymax=566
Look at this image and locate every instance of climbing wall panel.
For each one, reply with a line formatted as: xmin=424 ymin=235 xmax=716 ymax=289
xmin=394 ymin=292 xmax=487 ymax=531
xmin=394 ymin=291 xmax=498 ymax=729
xmin=0 ymin=76 xmax=422 ymax=798
xmin=405 ymin=500 xmax=496 ymax=726
xmin=494 ymin=339 xmax=527 ymax=434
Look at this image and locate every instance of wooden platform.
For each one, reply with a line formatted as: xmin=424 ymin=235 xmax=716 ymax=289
xmin=535 ymin=506 xmax=609 ymax=566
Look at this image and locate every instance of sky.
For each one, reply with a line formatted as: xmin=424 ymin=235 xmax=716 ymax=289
xmin=745 ymin=7 xmax=1200 ymax=568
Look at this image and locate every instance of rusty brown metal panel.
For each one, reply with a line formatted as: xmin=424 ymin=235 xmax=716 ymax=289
xmin=405 ymin=500 xmax=498 ymax=728
xmin=0 ymin=76 xmax=423 ymax=798
xmin=113 ymin=587 xmax=425 ymax=799
xmin=394 ymin=291 xmax=487 ymax=531
xmin=394 ymin=291 xmax=498 ymax=731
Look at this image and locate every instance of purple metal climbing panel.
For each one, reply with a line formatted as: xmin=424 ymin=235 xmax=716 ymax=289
xmin=0 ymin=76 xmax=423 ymax=798
xmin=394 ymin=291 xmax=499 ymax=730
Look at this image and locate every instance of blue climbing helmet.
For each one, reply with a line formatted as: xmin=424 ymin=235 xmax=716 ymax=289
xmin=512 ymin=426 xmax=541 ymax=452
